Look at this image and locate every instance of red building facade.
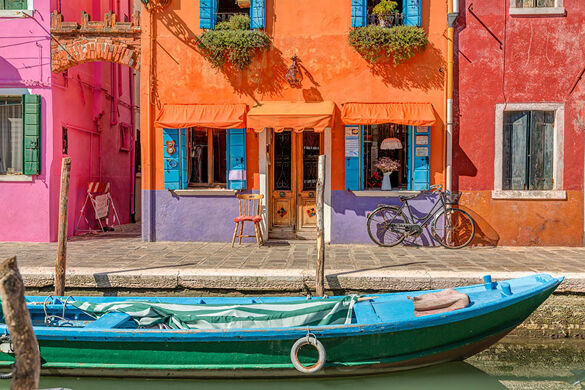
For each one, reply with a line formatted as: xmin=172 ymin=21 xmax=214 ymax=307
xmin=454 ymin=0 xmax=585 ymax=246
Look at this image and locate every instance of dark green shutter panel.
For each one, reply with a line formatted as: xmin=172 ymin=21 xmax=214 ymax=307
xmin=23 ymin=94 xmax=41 ymax=175
xmin=3 ymin=0 xmax=27 ymax=10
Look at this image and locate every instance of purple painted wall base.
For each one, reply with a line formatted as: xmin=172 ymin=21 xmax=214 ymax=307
xmin=330 ymin=190 xmax=441 ymax=245
xmin=146 ymin=190 xmax=260 ymax=242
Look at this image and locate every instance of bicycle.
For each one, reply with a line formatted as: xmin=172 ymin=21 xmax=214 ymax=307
xmin=366 ymin=184 xmax=475 ymax=249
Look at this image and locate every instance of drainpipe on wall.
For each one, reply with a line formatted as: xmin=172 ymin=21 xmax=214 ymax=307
xmin=446 ymin=0 xmax=459 ymax=192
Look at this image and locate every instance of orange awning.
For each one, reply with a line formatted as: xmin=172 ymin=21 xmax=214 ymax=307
xmin=247 ymin=101 xmax=335 ymax=133
xmin=341 ymin=102 xmax=436 ymax=126
xmin=155 ymin=104 xmax=247 ymax=129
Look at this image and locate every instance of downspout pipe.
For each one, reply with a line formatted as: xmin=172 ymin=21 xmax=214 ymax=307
xmin=446 ymin=0 xmax=459 ymax=192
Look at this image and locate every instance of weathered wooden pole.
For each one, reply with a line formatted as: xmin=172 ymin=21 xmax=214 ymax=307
xmin=55 ymin=157 xmax=71 ymax=296
xmin=315 ymin=155 xmax=326 ymax=296
xmin=0 ymin=257 xmax=40 ymax=389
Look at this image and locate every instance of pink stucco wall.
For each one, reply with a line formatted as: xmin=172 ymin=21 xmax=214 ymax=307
xmin=0 ymin=0 xmax=136 ymax=242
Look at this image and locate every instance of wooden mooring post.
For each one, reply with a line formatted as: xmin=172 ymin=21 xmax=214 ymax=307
xmin=316 ymin=155 xmax=326 ymax=297
xmin=55 ymin=157 xmax=71 ymax=297
xmin=0 ymin=257 xmax=40 ymax=389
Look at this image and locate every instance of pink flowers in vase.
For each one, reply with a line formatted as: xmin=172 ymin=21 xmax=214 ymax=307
xmin=374 ymin=157 xmax=400 ymax=173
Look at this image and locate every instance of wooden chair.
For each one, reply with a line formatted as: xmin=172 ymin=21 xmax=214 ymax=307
xmin=232 ymin=194 xmax=264 ymax=247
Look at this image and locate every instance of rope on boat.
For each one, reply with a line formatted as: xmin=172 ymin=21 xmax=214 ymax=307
xmin=290 ymin=332 xmax=326 ymax=374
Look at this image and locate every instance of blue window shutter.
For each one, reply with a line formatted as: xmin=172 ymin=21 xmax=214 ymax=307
xmin=344 ymin=125 xmax=362 ymax=191
xmin=163 ymin=128 xmax=187 ymax=190
xmin=227 ymin=128 xmax=247 ymax=190
xmin=409 ymin=126 xmax=430 ymax=191
xmin=351 ymin=0 xmax=367 ymax=27
xmin=200 ymin=0 xmax=217 ymax=29
xmin=250 ymin=0 xmax=265 ymax=29
xmin=403 ymin=0 xmax=421 ymax=27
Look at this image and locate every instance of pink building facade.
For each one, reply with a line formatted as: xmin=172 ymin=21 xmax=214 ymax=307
xmin=0 ymin=0 xmax=138 ymax=242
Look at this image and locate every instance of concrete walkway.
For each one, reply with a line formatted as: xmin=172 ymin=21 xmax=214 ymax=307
xmin=1 ymin=224 xmax=584 ymax=293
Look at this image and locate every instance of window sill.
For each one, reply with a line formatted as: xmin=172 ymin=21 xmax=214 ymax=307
xmin=351 ymin=190 xmax=419 ymax=197
xmin=509 ymin=7 xmax=566 ymax=16
xmin=173 ymin=189 xmax=238 ymax=197
xmin=491 ymin=190 xmax=566 ymax=200
xmin=0 ymin=175 xmax=33 ymax=182
xmin=0 ymin=10 xmax=34 ymax=18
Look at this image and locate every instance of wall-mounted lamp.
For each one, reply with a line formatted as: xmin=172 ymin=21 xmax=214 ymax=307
xmin=285 ymin=55 xmax=303 ymax=88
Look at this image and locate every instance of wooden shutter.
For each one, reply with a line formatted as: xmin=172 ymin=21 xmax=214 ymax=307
xmin=529 ymin=111 xmax=554 ymax=190
xmin=200 ymin=0 xmax=217 ymax=29
xmin=409 ymin=126 xmax=430 ymax=191
xmin=250 ymin=0 xmax=265 ymax=29
xmin=403 ymin=0 xmax=422 ymax=27
xmin=502 ymin=112 xmax=529 ymax=190
xmin=163 ymin=128 xmax=187 ymax=190
xmin=22 ymin=94 xmax=41 ymax=176
xmin=344 ymin=125 xmax=362 ymax=190
xmin=351 ymin=0 xmax=367 ymax=27
xmin=227 ymin=128 xmax=247 ymax=190
xmin=3 ymin=0 xmax=27 ymax=10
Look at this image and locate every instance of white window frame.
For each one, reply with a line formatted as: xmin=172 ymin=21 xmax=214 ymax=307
xmin=493 ymin=103 xmax=565 ymax=200
xmin=0 ymin=0 xmax=34 ymax=18
xmin=509 ymin=0 xmax=565 ymax=16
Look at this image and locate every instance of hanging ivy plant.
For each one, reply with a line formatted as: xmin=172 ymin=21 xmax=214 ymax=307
xmin=348 ymin=25 xmax=428 ymax=66
xmin=198 ymin=15 xmax=271 ymax=70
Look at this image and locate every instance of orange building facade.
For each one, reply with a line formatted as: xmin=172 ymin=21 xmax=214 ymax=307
xmin=140 ymin=0 xmax=449 ymax=243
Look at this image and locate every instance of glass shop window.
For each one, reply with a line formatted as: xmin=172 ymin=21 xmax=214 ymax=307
xmin=363 ymin=123 xmax=408 ymax=190
xmin=188 ymin=127 xmax=227 ymax=188
xmin=0 ymin=96 xmax=23 ymax=175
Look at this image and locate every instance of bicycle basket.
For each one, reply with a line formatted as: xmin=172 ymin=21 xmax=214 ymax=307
xmin=445 ymin=192 xmax=461 ymax=205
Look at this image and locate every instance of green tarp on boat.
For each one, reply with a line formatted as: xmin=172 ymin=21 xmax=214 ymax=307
xmin=71 ymin=296 xmax=358 ymax=330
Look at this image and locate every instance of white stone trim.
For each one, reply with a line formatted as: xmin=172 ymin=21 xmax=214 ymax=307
xmin=509 ymin=0 xmax=565 ymax=16
xmin=324 ymin=127 xmax=332 ymax=244
xmin=493 ymin=103 xmax=564 ymax=200
xmin=173 ymin=189 xmax=237 ymax=196
xmin=0 ymin=175 xmax=33 ymax=182
xmin=351 ymin=190 xmax=420 ymax=197
xmin=0 ymin=0 xmax=34 ymax=17
xmin=491 ymin=190 xmax=566 ymax=200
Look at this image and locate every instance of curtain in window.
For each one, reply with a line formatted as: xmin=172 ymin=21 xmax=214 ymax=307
xmin=0 ymin=101 xmax=23 ymax=174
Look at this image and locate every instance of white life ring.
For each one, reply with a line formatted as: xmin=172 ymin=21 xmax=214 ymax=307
xmin=290 ymin=334 xmax=326 ymax=374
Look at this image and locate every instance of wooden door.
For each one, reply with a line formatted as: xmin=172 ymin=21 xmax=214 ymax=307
xmin=269 ymin=131 xmax=323 ymax=239
xmin=296 ymin=132 xmax=322 ymax=234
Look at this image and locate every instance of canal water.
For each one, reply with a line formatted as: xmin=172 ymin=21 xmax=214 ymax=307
xmin=1 ymin=339 xmax=581 ymax=390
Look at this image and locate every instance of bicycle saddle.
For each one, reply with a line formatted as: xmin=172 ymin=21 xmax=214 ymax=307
xmin=399 ymin=194 xmax=418 ymax=202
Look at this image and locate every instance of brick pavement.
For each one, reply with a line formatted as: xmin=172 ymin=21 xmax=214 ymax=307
xmin=0 ymin=223 xmax=583 ymax=292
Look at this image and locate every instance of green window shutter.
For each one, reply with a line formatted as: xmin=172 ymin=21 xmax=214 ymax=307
xmin=227 ymin=128 xmax=247 ymax=190
xmin=344 ymin=125 xmax=362 ymax=190
xmin=22 ymin=94 xmax=41 ymax=176
xmin=3 ymin=0 xmax=27 ymax=10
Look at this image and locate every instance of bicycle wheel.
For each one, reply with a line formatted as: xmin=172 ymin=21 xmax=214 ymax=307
xmin=366 ymin=206 xmax=408 ymax=247
xmin=431 ymin=207 xmax=475 ymax=249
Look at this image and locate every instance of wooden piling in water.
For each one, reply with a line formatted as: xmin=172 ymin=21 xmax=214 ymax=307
xmin=316 ymin=155 xmax=326 ymax=297
xmin=55 ymin=157 xmax=71 ymax=297
xmin=0 ymin=257 xmax=40 ymax=389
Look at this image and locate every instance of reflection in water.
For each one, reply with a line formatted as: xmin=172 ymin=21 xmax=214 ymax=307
xmin=19 ymin=362 xmax=508 ymax=390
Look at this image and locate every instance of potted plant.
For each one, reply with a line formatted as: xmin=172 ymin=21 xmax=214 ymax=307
xmin=374 ymin=157 xmax=400 ymax=190
xmin=372 ymin=0 xmax=398 ymax=27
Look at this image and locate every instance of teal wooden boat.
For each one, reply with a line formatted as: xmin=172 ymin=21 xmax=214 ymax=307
xmin=0 ymin=274 xmax=562 ymax=378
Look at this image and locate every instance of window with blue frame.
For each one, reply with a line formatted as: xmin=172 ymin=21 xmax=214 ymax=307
xmin=200 ymin=0 xmax=265 ymax=30
xmin=345 ymin=124 xmax=430 ymax=191
xmin=352 ymin=0 xmax=421 ymax=27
